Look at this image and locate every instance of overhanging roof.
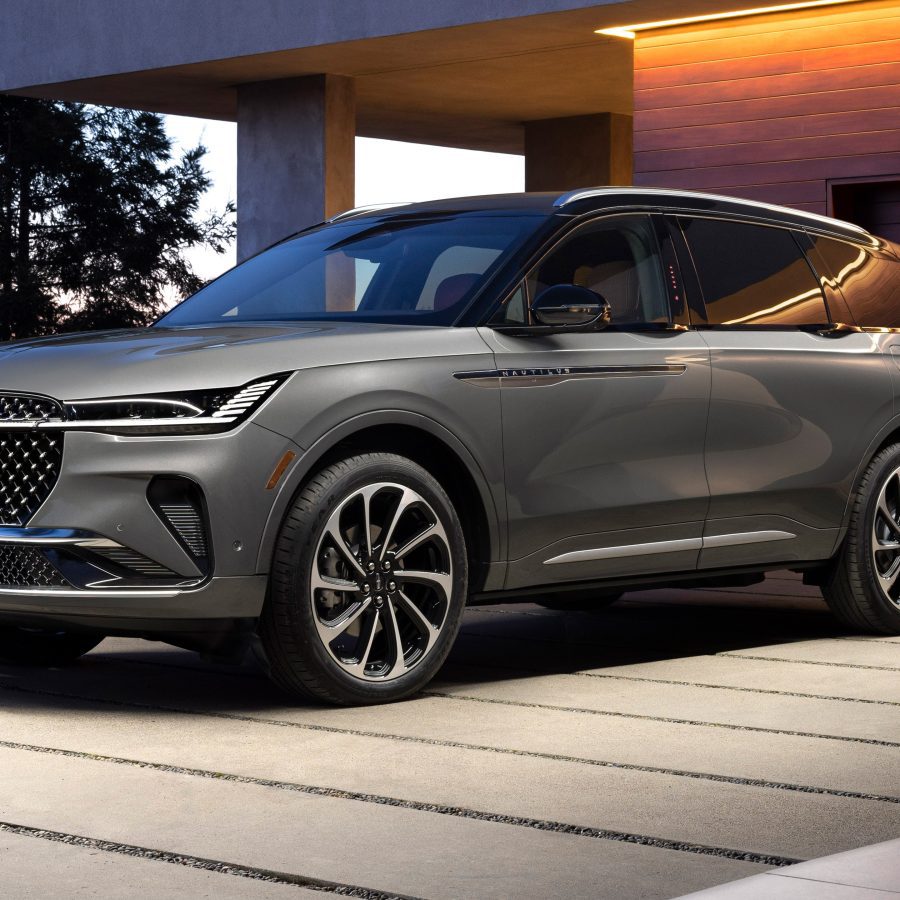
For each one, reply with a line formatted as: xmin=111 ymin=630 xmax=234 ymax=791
xmin=0 ymin=0 xmax=796 ymax=153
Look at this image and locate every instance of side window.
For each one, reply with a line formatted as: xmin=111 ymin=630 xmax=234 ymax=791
xmin=680 ymin=217 xmax=828 ymax=326
xmin=493 ymin=215 xmax=669 ymax=327
xmin=532 ymin=216 xmax=669 ymax=325
xmin=807 ymin=234 xmax=900 ymax=329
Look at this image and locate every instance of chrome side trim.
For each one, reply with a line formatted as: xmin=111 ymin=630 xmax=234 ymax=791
xmin=0 ymin=527 xmax=120 ymax=548
xmin=543 ymin=530 xmax=796 ymax=565
xmin=455 ymin=364 xmax=686 ymax=388
xmin=0 ymin=586 xmax=182 ymax=599
xmin=702 ymin=530 xmax=796 ymax=549
xmin=552 ymin=187 xmax=870 ymax=236
xmin=545 ymin=538 xmax=701 ymax=565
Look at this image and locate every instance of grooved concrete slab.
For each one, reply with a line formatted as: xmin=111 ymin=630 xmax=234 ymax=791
xmin=0 ymin=689 xmax=896 ymax=862
xmin=0 ymin=829 xmax=318 ymax=899
xmin=0 ymin=746 xmax=763 ymax=900
xmin=0 ymin=572 xmax=898 ymax=899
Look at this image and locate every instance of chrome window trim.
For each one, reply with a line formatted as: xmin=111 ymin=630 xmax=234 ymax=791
xmin=553 ymin=187 xmax=870 ymax=239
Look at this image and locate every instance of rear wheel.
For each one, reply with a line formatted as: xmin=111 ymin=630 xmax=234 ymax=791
xmin=260 ymin=453 xmax=468 ymax=705
xmin=822 ymin=444 xmax=900 ymax=634
xmin=0 ymin=627 xmax=103 ymax=666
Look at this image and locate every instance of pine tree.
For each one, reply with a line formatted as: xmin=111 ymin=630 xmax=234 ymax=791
xmin=0 ymin=97 xmax=234 ymax=339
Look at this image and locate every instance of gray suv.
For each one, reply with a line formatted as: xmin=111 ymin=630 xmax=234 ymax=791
xmin=1 ymin=187 xmax=899 ymax=705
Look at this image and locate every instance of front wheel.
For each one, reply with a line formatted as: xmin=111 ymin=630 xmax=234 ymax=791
xmin=0 ymin=627 xmax=103 ymax=666
xmin=822 ymin=444 xmax=900 ymax=634
xmin=259 ymin=453 xmax=468 ymax=705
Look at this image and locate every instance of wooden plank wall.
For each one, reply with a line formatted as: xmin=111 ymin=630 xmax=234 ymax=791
xmin=633 ymin=0 xmax=900 ymax=234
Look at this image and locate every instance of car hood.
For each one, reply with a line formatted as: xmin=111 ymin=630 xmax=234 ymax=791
xmin=0 ymin=322 xmax=473 ymax=400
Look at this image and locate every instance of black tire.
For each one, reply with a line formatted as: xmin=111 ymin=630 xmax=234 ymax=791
xmin=259 ymin=452 xmax=468 ymax=705
xmin=822 ymin=443 xmax=900 ymax=634
xmin=535 ymin=591 xmax=623 ymax=611
xmin=0 ymin=627 xmax=103 ymax=666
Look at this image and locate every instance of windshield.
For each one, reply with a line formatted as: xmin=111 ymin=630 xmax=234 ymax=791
xmin=159 ymin=212 xmax=542 ymax=327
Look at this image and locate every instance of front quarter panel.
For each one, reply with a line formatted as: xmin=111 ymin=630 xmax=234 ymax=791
xmin=252 ymin=328 xmax=505 ymax=575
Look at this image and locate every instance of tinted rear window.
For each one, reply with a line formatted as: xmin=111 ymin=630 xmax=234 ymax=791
xmin=808 ymin=234 xmax=900 ymax=329
xmin=679 ymin=217 xmax=828 ymax=326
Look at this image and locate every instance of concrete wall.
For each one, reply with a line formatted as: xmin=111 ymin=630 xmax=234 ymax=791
xmin=0 ymin=0 xmax=621 ymax=90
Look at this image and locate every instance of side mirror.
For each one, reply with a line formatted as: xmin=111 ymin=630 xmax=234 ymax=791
xmin=530 ymin=284 xmax=612 ymax=331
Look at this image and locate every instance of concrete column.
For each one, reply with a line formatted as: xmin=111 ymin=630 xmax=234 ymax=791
xmin=524 ymin=113 xmax=632 ymax=193
xmin=236 ymin=75 xmax=355 ymax=260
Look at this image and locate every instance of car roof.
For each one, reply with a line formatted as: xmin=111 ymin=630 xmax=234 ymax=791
xmin=332 ymin=187 xmax=875 ymax=246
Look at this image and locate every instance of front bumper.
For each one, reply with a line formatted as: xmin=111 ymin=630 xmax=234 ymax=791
xmin=0 ymin=421 xmax=296 ymax=626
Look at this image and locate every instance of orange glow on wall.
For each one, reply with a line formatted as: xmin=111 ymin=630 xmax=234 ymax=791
xmin=596 ymin=0 xmax=865 ymax=38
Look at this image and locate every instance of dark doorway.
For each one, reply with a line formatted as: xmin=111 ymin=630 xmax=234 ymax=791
xmin=830 ymin=177 xmax=900 ymax=244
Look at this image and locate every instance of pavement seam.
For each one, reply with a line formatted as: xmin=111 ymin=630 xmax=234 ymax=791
xmin=717 ymin=653 xmax=900 ymax=671
xmin=441 ymin=660 xmax=900 ymax=706
xmin=0 ymin=820 xmax=417 ymax=899
xmin=0 ymin=740 xmax=801 ymax=868
xmin=2 ymin=680 xmax=897 ymax=805
xmin=571 ymin=671 xmax=900 ymax=707
xmin=420 ymin=691 xmax=900 ymax=747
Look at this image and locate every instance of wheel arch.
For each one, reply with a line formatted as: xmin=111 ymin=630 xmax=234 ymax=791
xmin=833 ymin=413 xmax=900 ymax=554
xmin=255 ymin=411 xmax=505 ymax=592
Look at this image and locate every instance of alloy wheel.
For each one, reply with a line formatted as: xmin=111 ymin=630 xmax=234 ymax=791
xmin=309 ymin=481 xmax=453 ymax=681
xmin=871 ymin=465 xmax=900 ymax=609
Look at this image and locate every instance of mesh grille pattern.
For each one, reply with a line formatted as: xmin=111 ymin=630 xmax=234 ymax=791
xmin=0 ymin=394 xmax=63 ymax=422
xmin=0 ymin=431 xmax=63 ymax=525
xmin=0 ymin=545 xmax=67 ymax=588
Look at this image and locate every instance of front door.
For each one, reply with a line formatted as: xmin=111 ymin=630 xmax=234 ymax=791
xmin=476 ymin=213 xmax=711 ymax=590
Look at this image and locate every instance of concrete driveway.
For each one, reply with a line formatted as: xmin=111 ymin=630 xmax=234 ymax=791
xmin=1 ymin=572 xmax=898 ymax=899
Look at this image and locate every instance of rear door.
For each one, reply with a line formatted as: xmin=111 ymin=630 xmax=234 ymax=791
xmin=477 ymin=213 xmax=712 ymax=590
xmin=671 ymin=214 xmax=893 ymax=571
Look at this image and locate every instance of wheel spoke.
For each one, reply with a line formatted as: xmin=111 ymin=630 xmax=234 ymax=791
xmin=394 ymin=589 xmax=440 ymax=651
xmin=394 ymin=569 xmax=453 ymax=600
xmin=378 ymin=487 xmax=416 ymax=560
xmin=393 ymin=520 xmax=448 ymax=561
xmin=314 ymin=596 xmax=372 ymax=644
xmin=359 ymin=485 xmax=377 ymax=559
xmin=310 ymin=572 xmax=358 ymax=593
xmin=322 ymin=510 xmax=366 ymax=579
xmin=877 ymin=493 xmax=900 ymax=538
xmin=347 ymin=607 xmax=380 ymax=674
xmin=384 ymin=598 xmax=408 ymax=676
xmin=878 ymin=556 xmax=900 ymax=593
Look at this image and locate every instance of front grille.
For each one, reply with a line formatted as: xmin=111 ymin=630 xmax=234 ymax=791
xmin=0 ymin=393 xmax=63 ymax=422
xmin=0 ymin=431 xmax=63 ymax=525
xmin=0 ymin=545 xmax=67 ymax=588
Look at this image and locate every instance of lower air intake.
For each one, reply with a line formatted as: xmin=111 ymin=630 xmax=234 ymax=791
xmin=148 ymin=476 xmax=210 ymax=572
xmin=0 ymin=545 xmax=67 ymax=588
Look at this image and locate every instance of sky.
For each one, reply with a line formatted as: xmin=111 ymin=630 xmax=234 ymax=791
xmin=162 ymin=115 xmax=524 ymax=283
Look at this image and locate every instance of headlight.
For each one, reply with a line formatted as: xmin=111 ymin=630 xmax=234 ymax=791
xmin=60 ymin=373 xmax=290 ymax=435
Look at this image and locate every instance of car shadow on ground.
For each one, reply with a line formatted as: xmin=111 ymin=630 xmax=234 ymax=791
xmin=0 ymin=582 xmax=852 ymax=714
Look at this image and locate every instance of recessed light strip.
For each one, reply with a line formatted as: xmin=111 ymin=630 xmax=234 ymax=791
xmin=596 ymin=0 xmax=865 ymax=39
